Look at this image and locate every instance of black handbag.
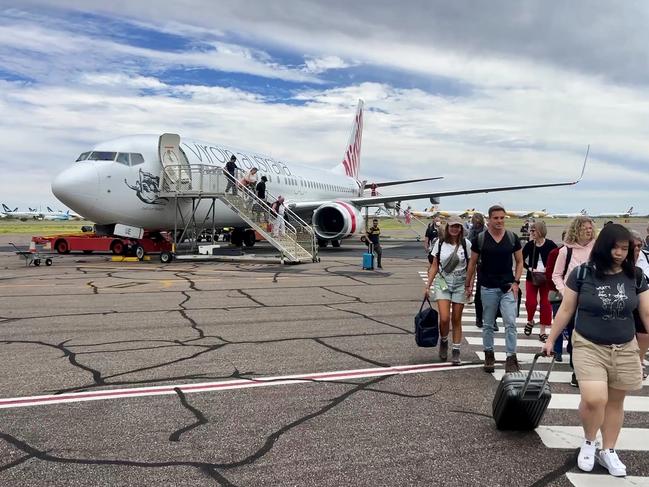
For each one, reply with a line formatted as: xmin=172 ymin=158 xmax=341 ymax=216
xmin=415 ymin=297 xmax=439 ymax=347
xmin=530 ymin=245 xmax=547 ymax=287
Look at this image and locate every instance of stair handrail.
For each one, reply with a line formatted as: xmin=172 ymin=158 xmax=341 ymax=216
xmin=265 ymin=189 xmax=317 ymax=257
xmin=160 ymin=164 xmax=317 ymax=261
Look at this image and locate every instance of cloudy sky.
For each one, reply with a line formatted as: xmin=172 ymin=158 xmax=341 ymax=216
xmin=1 ymin=0 xmax=648 ymax=214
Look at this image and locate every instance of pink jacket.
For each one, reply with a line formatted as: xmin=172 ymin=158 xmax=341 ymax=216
xmin=551 ymin=240 xmax=595 ymax=293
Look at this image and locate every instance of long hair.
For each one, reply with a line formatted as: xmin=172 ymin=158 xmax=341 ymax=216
xmin=589 ymin=223 xmax=635 ymax=278
xmin=564 ymin=215 xmax=595 ymax=245
xmin=442 ymin=223 xmax=464 ymax=244
xmin=472 ymin=212 xmax=485 ymax=228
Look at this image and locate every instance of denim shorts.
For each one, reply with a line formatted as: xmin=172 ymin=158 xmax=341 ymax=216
xmin=433 ymin=270 xmax=467 ymax=304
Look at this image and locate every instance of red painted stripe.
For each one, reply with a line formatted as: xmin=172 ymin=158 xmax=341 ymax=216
xmin=336 ymin=201 xmax=357 ymax=234
xmin=0 ymin=363 xmax=467 ymax=409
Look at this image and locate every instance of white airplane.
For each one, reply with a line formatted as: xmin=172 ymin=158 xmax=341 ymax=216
xmin=52 ymin=101 xmax=588 ymax=248
xmin=1 ymin=204 xmax=42 ymax=221
xmin=505 ymin=208 xmax=548 ymax=218
xmin=41 ymin=207 xmax=72 ymax=221
xmin=547 ymin=208 xmax=588 ymax=218
xmin=411 ymin=208 xmax=477 ymax=219
xmin=591 ymin=206 xmax=634 ymax=218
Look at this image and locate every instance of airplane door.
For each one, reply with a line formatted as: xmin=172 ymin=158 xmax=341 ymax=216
xmin=159 ymin=133 xmax=191 ymax=190
xmin=298 ymin=176 xmax=306 ymax=196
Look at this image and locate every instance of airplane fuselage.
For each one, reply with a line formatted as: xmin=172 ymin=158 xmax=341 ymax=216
xmin=53 ymin=135 xmax=361 ymax=231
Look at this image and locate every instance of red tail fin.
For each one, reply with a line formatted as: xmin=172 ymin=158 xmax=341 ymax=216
xmin=341 ymin=99 xmax=364 ymax=180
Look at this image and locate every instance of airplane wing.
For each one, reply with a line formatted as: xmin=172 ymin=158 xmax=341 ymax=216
xmin=290 ymin=146 xmax=588 ymax=213
xmin=364 ymin=176 xmax=443 ymax=189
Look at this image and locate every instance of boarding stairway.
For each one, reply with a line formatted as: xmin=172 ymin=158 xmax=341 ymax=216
xmin=159 ymin=164 xmax=318 ymax=263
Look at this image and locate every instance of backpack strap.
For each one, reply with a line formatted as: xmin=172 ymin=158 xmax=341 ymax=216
xmin=634 ymin=266 xmax=645 ymax=292
xmin=562 ymin=247 xmax=573 ymax=279
xmin=477 ymin=230 xmax=485 ymax=253
xmin=576 ymin=263 xmax=591 ymax=291
xmin=643 ymin=249 xmax=649 ymax=266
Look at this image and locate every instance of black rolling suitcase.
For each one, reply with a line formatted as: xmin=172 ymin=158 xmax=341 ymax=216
xmin=492 ymin=353 xmax=555 ymax=430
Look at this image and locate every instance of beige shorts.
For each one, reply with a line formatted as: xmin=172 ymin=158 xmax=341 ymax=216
xmin=572 ymin=330 xmax=643 ymax=391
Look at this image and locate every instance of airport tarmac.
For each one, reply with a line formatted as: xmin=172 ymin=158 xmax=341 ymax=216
xmin=1 ymin=233 xmax=648 ymax=486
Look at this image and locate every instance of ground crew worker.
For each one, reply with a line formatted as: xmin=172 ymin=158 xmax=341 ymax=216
xmin=367 ymin=219 xmax=383 ymax=269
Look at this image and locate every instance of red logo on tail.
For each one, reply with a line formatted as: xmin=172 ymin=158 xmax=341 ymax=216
xmin=342 ymin=101 xmax=363 ymax=180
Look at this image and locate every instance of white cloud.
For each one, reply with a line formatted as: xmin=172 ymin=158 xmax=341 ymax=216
xmin=1 ymin=2 xmax=649 ymax=215
xmin=303 ymin=55 xmax=352 ymax=74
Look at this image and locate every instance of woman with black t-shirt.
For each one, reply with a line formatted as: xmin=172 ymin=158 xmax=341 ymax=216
xmin=542 ymin=224 xmax=649 ymax=478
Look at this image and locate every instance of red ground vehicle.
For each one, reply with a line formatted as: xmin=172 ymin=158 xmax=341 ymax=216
xmin=31 ymin=232 xmax=173 ymax=260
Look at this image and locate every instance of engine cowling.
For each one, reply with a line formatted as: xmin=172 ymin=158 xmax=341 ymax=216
xmin=312 ymin=201 xmax=364 ymax=241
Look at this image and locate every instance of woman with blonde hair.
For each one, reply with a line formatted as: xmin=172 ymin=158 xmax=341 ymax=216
xmin=551 ymin=215 xmax=596 ymax=387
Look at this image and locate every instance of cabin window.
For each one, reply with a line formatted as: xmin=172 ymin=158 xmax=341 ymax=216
xmin=116 ymin=153 xmax=130 ymax=165
xmin=76 ymin=152 xmax=90 ymax=162
xmin=88 ymin=151 xmax=117 ymax=161
xmin=130 ymin=153 xmax=145 ymax=165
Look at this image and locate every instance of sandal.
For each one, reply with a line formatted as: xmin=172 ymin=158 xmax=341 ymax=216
xmin=539 ymin=333 xmax=548 ymax=343
xmin=524 ymin=321 xmax=534 ymax=336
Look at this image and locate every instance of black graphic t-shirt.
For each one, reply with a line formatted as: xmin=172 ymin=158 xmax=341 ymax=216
xmin=567 ymin=267 xmax=649 ymax=345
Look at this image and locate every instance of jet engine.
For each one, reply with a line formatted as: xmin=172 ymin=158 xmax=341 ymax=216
xmin=312 ymin=202 xmax=364 ymax=241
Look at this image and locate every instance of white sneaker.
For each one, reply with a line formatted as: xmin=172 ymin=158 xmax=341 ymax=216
xmin=597 ymin=449 xmax=627 ymax=477
xmin=577 ymin=439 xmax=598 ymax=472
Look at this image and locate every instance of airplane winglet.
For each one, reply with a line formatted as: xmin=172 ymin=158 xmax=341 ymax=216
xmin=574 ymin=144 xmax=589 ymax=184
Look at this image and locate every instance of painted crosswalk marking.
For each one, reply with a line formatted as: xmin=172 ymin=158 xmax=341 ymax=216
xmin=549 ymin=394 xmax=649 ymax=412
xmin=466 ymin=336 xmax=564 ymax=348
xmin=537 ymin=426 xmax=649 ymax=451
xmin=475 ymin=351 xmax=555 ymax=363
xmin=566 ymin=473 xmax=649 ymax=486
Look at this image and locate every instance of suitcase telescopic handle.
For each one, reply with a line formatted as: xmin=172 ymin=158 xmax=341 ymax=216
xmin=520 ymin=353 xmax=556 ymax=400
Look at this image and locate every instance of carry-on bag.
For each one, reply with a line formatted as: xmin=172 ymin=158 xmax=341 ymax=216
xmin=414 ymin=296 xmax=439 ymax=347
xmin=362 ymin=243 xmax=374 ymax=270
xmin=492 ymin=353 xmax=555 ymax=430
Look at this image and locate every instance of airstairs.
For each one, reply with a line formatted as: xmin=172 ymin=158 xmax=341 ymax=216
xmin=159 ymin=163 xmax=318 ymax=264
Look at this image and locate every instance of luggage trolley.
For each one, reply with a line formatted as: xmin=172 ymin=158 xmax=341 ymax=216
xmin=10 ymin=242 xmax=53 ymax=267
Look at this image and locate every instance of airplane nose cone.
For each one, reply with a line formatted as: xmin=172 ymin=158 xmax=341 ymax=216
xmin=52 ymin=164 xmax=100 ymax=216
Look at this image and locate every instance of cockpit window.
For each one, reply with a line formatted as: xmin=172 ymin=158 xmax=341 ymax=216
xmin=116 ymin=153 xmax=130 ymax=165
xmin=88 ymin=151 xmax=117 ymax=161
xmin=130 ymin=153 xmax=144 ymax=165
xmin=76 ymin=152 xmax=90 ymax=162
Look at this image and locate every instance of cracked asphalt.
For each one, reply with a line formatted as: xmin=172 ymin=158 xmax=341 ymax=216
xmin=0 ymin=233 xmax=642 ymax=486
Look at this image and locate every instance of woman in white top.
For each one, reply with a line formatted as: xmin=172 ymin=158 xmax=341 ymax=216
xmin=424 ymin=215 xmax=472 ymax=365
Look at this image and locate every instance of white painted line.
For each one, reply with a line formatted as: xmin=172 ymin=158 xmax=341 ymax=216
xmin=462 ymin=313 xmax=531 ymax=324
xmin=549 ymin=395 xmax=649 ymax=412
xmin=0 ymin=362 xmax=484 ymax=410
xmin=537 ymin=426 xmax=649 ymax=451
xmin=566 ymin=472 xmax=649 ymax=486
xmin=475 ymin=351 xmax=555 ymax=363
xmin=493 ymin=370 xmax=572 ymax=382
xmin=466 ymin=336 xmax=563 ymax=349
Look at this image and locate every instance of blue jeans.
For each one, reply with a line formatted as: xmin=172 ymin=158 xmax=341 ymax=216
xmin=481 ymin=287 xmax=517 ymax=355
xmin=551 ymin=301 xmax=574 ymax=368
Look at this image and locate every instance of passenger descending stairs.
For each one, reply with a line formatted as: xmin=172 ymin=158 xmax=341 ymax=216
xmin=419 ymin=270 xmax=649 ymax=486
xmin=160 ymin=163 xmax=318 ymax=263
